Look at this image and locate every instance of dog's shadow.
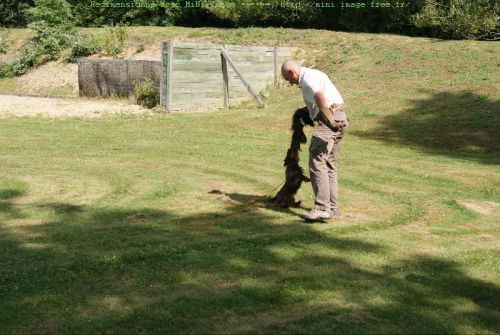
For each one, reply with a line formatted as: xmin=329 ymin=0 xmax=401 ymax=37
xmin=208 ymin=189 xmax=308 ymax=219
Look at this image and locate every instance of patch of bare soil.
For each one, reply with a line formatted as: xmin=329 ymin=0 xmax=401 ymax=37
xmin=129 ymin=45 xmax=161 ymax=61
xmin=86 ymin=45 xmax=161 ymax=62
xmin=0 ymin=94 xmax=149 ymax=118
xmin=15 ymin=60 xmax=79 ymax=96
xmin=458 ymin=200 xmax=500 ymax=215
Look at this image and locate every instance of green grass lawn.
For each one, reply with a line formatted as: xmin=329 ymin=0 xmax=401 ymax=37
xmin=0 ymin=27 xmax=499 ymax=334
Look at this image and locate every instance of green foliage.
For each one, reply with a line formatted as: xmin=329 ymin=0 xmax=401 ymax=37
xmin=412 ymin=0 xmax=499 ymax=39
xmin=200 ymin=0 xmax=327 ymax=28
xmin=1 ymin=0 xmax=498 ymax=41
xmin=0 ymin=40 xmax=42 ymax=78
xmin=68 ymin=0 xmax=182 ymax=27
xmin=0 ymin=62 xmax=13 ymax=79
xmin=338 ymin=0 xmax=424 ymax=34
xmin=26 ymin=0 xmax=75 ymax=30
xmin=10 ymin=41 xmax=39 ymax=76
xmin=0 ymin=29 xmax=10 ymax=54
xmin=135 ymin=43 xmax=145 ymax=54
xmin=103 ymin=24 xmax=129 ymax=58
xmin=67 ymin=34 xmax=102 ymax=63
xmin=0 ymin=0 xmax=79 ymax=77
xmin=0 ymin=0 xmax=34 ymax=27
xmin=134 ymin=78 xmax=159 ymax=109
xmin=25 ymin=0 xmax=77 ymax=59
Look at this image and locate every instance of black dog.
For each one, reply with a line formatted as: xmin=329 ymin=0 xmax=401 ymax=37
xmin=270 ymin=107 xmax=314 ymax=208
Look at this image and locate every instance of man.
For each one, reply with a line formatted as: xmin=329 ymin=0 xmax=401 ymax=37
xmin=281 ymin=60 xmax=349 ymax=222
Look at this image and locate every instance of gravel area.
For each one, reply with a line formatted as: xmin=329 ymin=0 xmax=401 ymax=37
xmin=0 ymin=94 xmax=149 ymax=118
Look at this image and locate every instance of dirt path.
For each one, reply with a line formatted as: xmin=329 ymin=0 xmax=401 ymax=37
xmin=0 ymin=94 xmax=150 ymax=118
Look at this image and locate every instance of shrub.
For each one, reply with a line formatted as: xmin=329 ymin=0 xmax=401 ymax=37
xmin=0 ymin=0 xmax=33 ymax=27
xmin=1 ymin=0 xmax=79 ymax=77
xmin=68 ymin=0 xmax=181 ymax=27
xmin=0 ymin=42 xmax=8 ymax=55
xmin=412 ymin=0 xmax=499 ymax=39
xmin=103 ymin=24 xmax=128 ymax=58
xmin=136 ymin=43 xmax=145 ymax=54
xmin=134 ymin=78 xmax=159 ymax=109
xmin=0 ymin=29 xmax=10 ymax=54
xmin=67 ymin=34 xmax=102 ymax=63
xmin=338 ymin=0 xmax=423 ymax=34
xmin=203 ymin=0 xmax=324 ymax=28
xmin=9 ymin=41 xmax=39 ymax=76
xmin=0 ymin=62 xmax=13 ymax=78
xmin=26 ymin=0 xmax=77 ymax=58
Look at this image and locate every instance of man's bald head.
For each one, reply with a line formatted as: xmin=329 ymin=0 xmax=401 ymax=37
xmin=281 ymin=60 xmax=300 ymax=75
xmin=281 ymin=60 xmax=301 ymax=85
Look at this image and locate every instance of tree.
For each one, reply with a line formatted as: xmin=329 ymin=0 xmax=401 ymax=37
xmin=0 ymin=0 xmax=34 ymax=27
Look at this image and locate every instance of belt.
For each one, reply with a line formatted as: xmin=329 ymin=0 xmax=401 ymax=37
xmin=330 ymin=103 xmax=344 ymax=109
xmin=328 ymin=103 xmax=349 ymax=122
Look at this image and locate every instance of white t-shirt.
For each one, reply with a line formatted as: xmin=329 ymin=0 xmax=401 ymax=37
xmin=298 ymin=67 xmax=344 ymax=119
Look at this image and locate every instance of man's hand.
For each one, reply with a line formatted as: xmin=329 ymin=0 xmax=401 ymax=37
xmin=317 ymin=108 xmax=339 ymax=132
xmin=314 ymin=91 xmax=339 ymax=132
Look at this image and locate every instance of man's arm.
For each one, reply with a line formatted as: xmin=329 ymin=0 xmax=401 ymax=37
xmin=314 ymin=91 xmax=338 ymax=132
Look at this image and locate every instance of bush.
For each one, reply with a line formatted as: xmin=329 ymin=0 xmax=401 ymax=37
xmin=9 ymin=41 xmax=40 ymax=76
xmin=1 ymin=0 xmax=78 ymax=77
xmin=26 ymin=0 xmax=77 ymax=59
xmin=103 ymin=24 xmax=128 ymax=58
xmin=201 ymin=0 xmax=325 ymax=28
xmin=68 ymin=0 xmax=181 ymax=27
xmin=0 ymin=41 xmax=8 ymax=55
xmin=134 ymin=78 xmax=159 ymax=109
xmin=67 ymin=34 xmax=102 ymax=63
xmin=136 ymin=43 xmax=145 ymax=54
xmin=0 ymin=0 xmax=33 ymax=27
xmin=412 ymin=0 xmax=499 ymax=39
xmin=9 ymin=0 xmax=76 ymax=76
xmin=0 ymin=29 xmax=10 ymax=54
xmin=0 ymin=62 xmax=13 ymax=78
xmin=338 ymin=0 xmax=423 ymax=34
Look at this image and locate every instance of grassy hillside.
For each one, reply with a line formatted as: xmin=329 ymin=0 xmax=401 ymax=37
xmin=0 ymin=27 xmax=499 ymax=333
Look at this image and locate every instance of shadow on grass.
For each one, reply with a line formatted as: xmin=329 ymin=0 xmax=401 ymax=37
xmin=208 ymin=189 xmax=309 ymax=219
xmin=0 ymin=184 xmax=27 ymax=219
xmin=353 ymin=90 xmax=500 ymax=164
xmin=0 ymin=187 xmax=498 ymax=333
xmin=265 ymin=256 xmax=500 ymax=334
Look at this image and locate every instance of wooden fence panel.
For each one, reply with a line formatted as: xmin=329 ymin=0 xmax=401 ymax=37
xmin=161 ymin=42 xmax=297 ymax=110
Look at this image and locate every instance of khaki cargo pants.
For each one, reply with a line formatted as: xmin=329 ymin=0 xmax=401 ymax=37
xmin=309 ymin=106 xmax=349 ymax=211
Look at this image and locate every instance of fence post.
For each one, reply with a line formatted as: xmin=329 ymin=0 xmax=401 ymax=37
xmin=221 ymin=44 xmax=229 ymax=109
xmin=273 ymin=45 xmax=279 ymax=88
xmin=160 ymin=41 xmax=173 ymax=110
